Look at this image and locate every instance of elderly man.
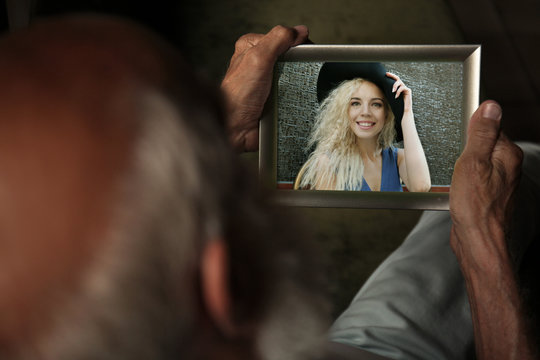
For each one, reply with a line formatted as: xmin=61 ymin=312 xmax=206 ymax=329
xmin=0 ymin=16 xmax=329 ymax=360
xmin=0 ymin=15 xmax=536 ymax=360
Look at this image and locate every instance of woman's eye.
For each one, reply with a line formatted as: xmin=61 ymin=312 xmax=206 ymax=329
xmin=351 ymin=101 xmax=360 ymax=107
xmin=372 ymin=102 xmax=383 ymax=108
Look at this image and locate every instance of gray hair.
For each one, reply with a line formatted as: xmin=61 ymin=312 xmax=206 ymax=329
xmin=16 ymin=87 xmax=330 ymax=360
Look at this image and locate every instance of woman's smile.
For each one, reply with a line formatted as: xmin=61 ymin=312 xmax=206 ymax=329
xmin=355 ymin=120 xmax=377 ymax=130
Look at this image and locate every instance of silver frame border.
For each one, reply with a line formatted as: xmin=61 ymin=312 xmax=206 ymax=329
xmin=260 ymin=45 xmax=481 ymax=210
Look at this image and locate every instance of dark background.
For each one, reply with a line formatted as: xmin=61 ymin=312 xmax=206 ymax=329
xmin=3 ymin=0 xmax=539 ymax=317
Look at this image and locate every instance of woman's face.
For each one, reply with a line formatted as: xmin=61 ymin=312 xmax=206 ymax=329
xmin=348 ymin=81 xmax=387 ymax=140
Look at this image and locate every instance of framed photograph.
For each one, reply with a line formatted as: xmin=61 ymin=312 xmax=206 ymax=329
xmin=259 ymin=45 xmax=481 ymax=210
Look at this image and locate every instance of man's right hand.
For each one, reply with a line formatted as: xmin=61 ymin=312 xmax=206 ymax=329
xmin=449 ymin=101 xmax=538 ymax=359
xmin=221 ymin=25 xmax=309 ymax=152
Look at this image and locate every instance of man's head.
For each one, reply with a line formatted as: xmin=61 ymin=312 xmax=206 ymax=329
xmin=0 ymin=15 xmax=328 ymax=360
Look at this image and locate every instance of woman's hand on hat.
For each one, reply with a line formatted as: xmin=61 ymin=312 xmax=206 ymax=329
xmin=386 ymin=72 xmax=412 ymax=113
xmin=221 ymin=25 xmax=310 ymax=152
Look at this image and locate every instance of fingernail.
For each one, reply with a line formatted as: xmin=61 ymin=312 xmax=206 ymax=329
xmin=482 ymin=102 xmax=502 ymax=121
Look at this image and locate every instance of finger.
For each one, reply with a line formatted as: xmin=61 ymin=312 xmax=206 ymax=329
xmin=395 ymin=84 xmax=409 ymax=98
xmin=493 ymin=132 xmax=523 ymax=178
xmin=386 ymin=72 xmax=398 ymax=80
xmin=464 ymin=101 xmax=503 ymax=160
xmin=392 ymin=80 xmax=402 ymax=93
xmin=234 ymin=33 xmax=265 ymax=55
xmin=387 ymin=72 xmax=402 ymax=87
xmin=256 ymin=25 xmax=308 ymax=62
xmin=292 ymin=25 xmax=309 ymax=46
xmin=394 ymin=82 xmax=406 ymax=95
xmin=244 ymin=129 xmax=260 ymax=152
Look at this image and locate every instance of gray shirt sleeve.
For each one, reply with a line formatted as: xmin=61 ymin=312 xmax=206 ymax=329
xmin=329 ymin=142 xmax=540 ymax=360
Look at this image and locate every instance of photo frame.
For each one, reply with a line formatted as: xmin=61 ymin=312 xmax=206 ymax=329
xmin=259 ymin=45 xmax=481 ymax=210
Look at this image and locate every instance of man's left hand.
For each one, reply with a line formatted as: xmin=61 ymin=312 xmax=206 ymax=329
xmin=221 ymin=25 xmax=309 ymax=152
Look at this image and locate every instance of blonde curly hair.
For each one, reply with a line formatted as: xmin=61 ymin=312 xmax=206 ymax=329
xmin=297 ymin=78 xmax=396 ymax=190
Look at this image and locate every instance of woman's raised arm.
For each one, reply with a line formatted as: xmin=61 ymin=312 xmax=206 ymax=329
xmin=386 ymin=72 xmax=431 ymax=192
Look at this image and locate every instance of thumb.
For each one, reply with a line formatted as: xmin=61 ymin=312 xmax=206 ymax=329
xmin=257 ymin=25 xmax=308 ymax=63
xmin=464 ymin=101 xmax=502 ymax=160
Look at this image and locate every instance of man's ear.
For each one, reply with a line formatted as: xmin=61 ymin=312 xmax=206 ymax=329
xmin=200 ymin=237 xmax=235 ymax=336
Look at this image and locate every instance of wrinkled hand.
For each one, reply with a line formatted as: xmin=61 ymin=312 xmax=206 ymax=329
xmin=386 ymin=72 xmax=412 ymax=113
xmin=450 ymin=101 xmax=523 ymax=258
xmin=449 ymin=102 xmax=539 ymax=360
xmin=221 ymin=25 xmax=309 ymax=152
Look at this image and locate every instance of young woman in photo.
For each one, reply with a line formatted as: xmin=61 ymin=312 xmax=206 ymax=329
xmin=295 ymin=62 xmax=431 ymax=192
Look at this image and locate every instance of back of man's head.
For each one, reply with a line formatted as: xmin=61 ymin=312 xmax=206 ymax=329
xmin=0 ymin=15 xmax=328 ymax=360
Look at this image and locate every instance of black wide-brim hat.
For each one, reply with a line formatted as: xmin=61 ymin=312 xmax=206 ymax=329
xmin=317 ymin=62 xmax=404 ymax=142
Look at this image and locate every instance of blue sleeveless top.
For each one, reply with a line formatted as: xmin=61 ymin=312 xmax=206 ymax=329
xmin=360 ymin=147 xmax=402 ymax=192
